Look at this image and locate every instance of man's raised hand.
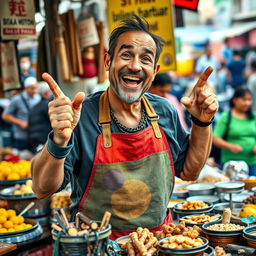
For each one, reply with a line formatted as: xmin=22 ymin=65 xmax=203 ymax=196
xmin=180 ymin=66 xmax=219 ymax=123
xmin=42 ymin=73 xmax=85 ymax=146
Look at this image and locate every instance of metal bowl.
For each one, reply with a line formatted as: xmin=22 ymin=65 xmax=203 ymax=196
xmin=180 ymin=213 xmax=222 ymax=227
xmin=0 ymin=219 xmax=43 ymax=244
xmin=115 ymin=235 xmax=130 ymax=246
xmin=187 ymin=183 xmax=215 ymax=196
xmin=0 ymin=186 xmax=35 ymax=199
xmin=158 ymin=236 xmax=208 ymax=254
xmin=213 ymin=202 xmax=244 ymax=215
xmin=215 ymin=181 xmax=245 ymax=193
xmin=173 ymin=202 xmax=213 ymax=213
xmin=243 ymin=225 xmax=256 ymax=240
xmin=173 ymin=184 xmax=189 ymax=198
xmin=0 ymin=178 xmax=31 ymax=190
xmin=186 ymin=196 xmax=219 ymax=204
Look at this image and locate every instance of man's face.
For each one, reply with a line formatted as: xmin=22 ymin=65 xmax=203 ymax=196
xmin=25 ymin=84 xmax=38 ymax=97
xmin=150 ymin=84 xmax=171 ymax=98
xmin=105 ymin=31 xmax=159 ymax=103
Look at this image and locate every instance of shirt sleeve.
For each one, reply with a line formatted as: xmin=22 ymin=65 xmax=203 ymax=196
xmin=4 ymin=98 xmax=18 ymax=115
xmin=213 ymin=112 xmax=229 ymax=138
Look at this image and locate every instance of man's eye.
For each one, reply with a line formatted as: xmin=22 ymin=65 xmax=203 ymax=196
xmin=142 ymin=56 xmax=152 ymax=63
xmin=121 ymin=53 xmax=130 ymax=58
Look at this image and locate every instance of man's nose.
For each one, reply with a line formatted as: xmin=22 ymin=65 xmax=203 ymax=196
xmin=128 ymin=57 xmax=141 ymax=72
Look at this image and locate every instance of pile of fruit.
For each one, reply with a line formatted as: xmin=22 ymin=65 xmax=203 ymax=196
xmin=13 ymin=180 xmax=33 ymax=195
xmin=240 ymin=204 xmax=256 ymax=218
xmin=0 ymin=208 xmax=32 ymax=233
xmin=0 ymin=160 xmax=31 ymax=180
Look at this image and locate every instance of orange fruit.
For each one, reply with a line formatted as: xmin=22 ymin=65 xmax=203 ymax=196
xmin=7 ymin=228 xmax=15 ymax=233
xmin=18 ymin=216 xmax=24 ymax=224
xmin=10 ymin=216 xmax=19 ymax=225
xmin=0 ymin=216 xmax=7 ymax=224
xmin=0 ymin=228 xmax=7 ymax=233
xmin=24 ymin=224 xmax=32 ymax=229
xmin=14 ymin=225 xmax=23 ymax=231
xmin=0 ymin=208 xmax=8 ymax=217
xmin=7 ymin=173 xmax=20 ymax=180
xmin=7 ymin=209 xmax=16 ymax=218
xmin=3 ymin=220 xmax=13 ymax=229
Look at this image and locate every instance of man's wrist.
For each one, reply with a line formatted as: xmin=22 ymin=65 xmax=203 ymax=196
xmin=191 ymin=115 xmax=214 ymax=127
xmin=47 ymin=131 xmax=74 ymax=159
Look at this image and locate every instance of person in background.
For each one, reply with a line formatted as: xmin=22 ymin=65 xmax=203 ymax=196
xmin=195 ymin=45 xmax=220 ymax=89
xmin=220 ymin=38 xmax=233 ymax=65
xmin=19 ymin=56 xmax=36 ymax=86
xmin=227 ymin=50 xmax=246 ymax=89
xmin=216 ymin=62 xmax=231 ymax=94
xmin=245 ymin=46 xmax=256 ymax=77
xmin=149 ymin=73 xmax=188 ymax=131
xmin=247 ymin=60 xmax=256 ymax=111
xmin=213 ymin=87 xmax=256 ymax=176
xmin=28 ymin=81 xmax=53 ymax=151
xmin=2 ymin=77 xmax=41 ymax=151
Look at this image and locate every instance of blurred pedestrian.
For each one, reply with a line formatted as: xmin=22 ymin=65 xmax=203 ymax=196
xmin=19 ymin=56 xmax=36 ymax=86
xmin=213 ymin=87 xmax=256 ymax=175
xmin=227 ymin=50 xmax=246 ymax=89
xmin=220 ymin=38 xmax=233 ymax=65
xmin=216 ymin=62 xmax=231 ymax=94
xmin=195 ymin=45 xmax=220 ymax=88
xmin=28 ymin=81 xmax=52 ymax=151
xmin=149 ymin=73 xmax=188 ymax=131
xmin=247 ymin=60 xmax=256 ymax=111
xmin=1 ymin=77 xmax=41 ymax=151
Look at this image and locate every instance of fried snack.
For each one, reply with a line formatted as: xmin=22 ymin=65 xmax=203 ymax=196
xmin=206 ymin=223 xmax=245 ymax=231
xmin=215 ymin=246 xmax=232 ymax=256
xmin=178 ymin=201 xmax=208 ymax=210
xmin=160 ymin=235 xmax=205 ymax=249
xmin=122 ymin=228 xmax=158 ymax=256
xmin=156 ymin=221 xmax=202 ymax=239
xmin=182 ymin=214 xmax=211 ymax=224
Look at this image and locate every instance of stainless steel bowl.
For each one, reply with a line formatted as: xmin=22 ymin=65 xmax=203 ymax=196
xmin=186 ymin=195 xmax=219 ymax=204
xmin=187 ymin=183 xmax=215 ymax=196
xmin=213 ymin=202 xmax=244 ymax=215
xmin=215 ymin=181 xmax=245 ymax=193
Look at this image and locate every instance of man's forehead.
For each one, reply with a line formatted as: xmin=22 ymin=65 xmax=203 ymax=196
xmin=116 ymin=31 xmax=156 ymax=53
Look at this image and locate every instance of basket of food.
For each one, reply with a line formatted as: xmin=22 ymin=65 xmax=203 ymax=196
xmin=0 ymin=160 xmax=32 ymax=190
xmin=173 ymin=201 xmax=213 ymax=218
xmin=0 ymin=207 xmax=43 ymax=244
xmin=0 ymin=181 xmax=50 ymax=217
xmin=52 ymin=210 xmax=111 ymax=256
xmin=202 ymin=208 xmax=247 ymax=248
xmin=180 ymin=214 xmax=222 ymax=227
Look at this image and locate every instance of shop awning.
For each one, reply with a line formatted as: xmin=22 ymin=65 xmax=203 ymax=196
xmin=209 ymin=21 xmax=256 ymax=42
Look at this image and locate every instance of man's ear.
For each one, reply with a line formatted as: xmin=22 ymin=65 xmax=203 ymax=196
xmin=152 ymin=64 xmax=160 ymax=80
xmin=104 ymin=52 xmax=111 ymax=71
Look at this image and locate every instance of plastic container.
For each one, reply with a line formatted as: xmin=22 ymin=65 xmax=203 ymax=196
xmin=52 ymin=223 xmax=111 ymax=256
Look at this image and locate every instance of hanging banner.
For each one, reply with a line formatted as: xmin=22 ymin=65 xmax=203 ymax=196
xmin=106 ymin=0 xmax=176 ymax=72
xmin=174 ymin=0 xmax=200 ymax=11
xmin=0 ymin=42 xmax=21 ymax=91
xmin=0 ymin=0 xmax=36 ymax=40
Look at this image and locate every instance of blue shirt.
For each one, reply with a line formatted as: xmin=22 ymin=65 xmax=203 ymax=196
xmin=4 ymin=91 xmax=41 ymax=140
xmin=227 ymin=59 xmax=246 ymax=88
xmin=51 ymin=91 xmax=189 ymax=209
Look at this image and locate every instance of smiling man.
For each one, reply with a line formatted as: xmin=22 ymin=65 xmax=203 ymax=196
xmin=32 ymin=15 xmax=218 ymax=239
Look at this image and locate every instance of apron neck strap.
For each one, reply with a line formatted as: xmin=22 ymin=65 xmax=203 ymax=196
xmin=99 ymin=90 xmax=161 ymax=148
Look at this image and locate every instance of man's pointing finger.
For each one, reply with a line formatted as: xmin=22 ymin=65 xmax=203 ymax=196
xmin=42 ymin=72 xmax=64 ymax=98
xmin=194 ymin=66 xmax=213 ymax=89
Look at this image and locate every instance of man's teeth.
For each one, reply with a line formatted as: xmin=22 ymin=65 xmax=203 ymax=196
xmin=123 ymin=75 xmax=141 ymax=81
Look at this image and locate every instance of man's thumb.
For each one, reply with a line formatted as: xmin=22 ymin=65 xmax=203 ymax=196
xmin=72 ymin=92 xmax=86 ymax=110
xmin=180 ymin=96 xmax=192 ymax=109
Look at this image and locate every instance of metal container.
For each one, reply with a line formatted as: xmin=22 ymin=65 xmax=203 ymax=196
xmin=173 ymin=184 xmax=188 ymax=198
xmin=0 ymin=219 xmax=43 ymax=244
xmin=187 ymin=183 xmax=215 ymax=196
xmin=158 ymin=236 xmax=208 ymax=256
xmin=202 ymin=220 xmax=247 ymax=248
xmin=215 ymin=181 xmax=245 ymax=194
xmin=0 ymin=186 xmax=51 ymax=217
xmin=186 ymin=196 xmax=219 ymax=204
xmin=213 ymin=202 xmax=244 ymax=215
xmin=52 ymin=223 xmax=111 ymax=256
xmin=243 ymin=225 xmax=256 ymax=248
xmin=0 ymin=178 xmax=31 ymax=190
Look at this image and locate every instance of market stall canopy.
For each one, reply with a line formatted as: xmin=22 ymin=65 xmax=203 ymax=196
xmin=209 ymin=21 xmax=256 ymax=43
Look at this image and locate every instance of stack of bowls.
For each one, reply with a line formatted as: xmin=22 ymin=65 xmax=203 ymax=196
xmin=202 ymin=220 xmax=247 ymax=248
xmin=158 ymin=236 xmax=209 ymax=256
xmin=187 ymin=184 xmax=216 ymax=196
xmin=173 ymin=202 xmax=213 ymax=219
xmin=243 ymin=226 xmax=256 ymax=248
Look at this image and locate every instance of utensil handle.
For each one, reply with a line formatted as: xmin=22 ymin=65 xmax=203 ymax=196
xmin=18 ymin=202 xmax=35 ymax=217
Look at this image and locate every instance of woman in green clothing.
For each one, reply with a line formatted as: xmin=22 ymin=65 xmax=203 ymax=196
xmin=213 ymin=87 xmax=256 ymax=176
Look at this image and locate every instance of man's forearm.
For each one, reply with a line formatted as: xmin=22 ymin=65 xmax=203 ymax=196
xmin=31 ymin=145 xmax=65 ymax=199
xmin=180 ymin=124 xmax=212 ymax=181
xmin=2 ymin=113 xmax=23 ymax=126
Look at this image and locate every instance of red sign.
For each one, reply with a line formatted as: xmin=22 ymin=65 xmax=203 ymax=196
xmin=173 ymin=0 xmax=199 ymax=10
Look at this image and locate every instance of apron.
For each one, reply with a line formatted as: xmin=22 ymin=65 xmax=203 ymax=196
xmin=78 ymin=90 xmax=175 ymax=240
